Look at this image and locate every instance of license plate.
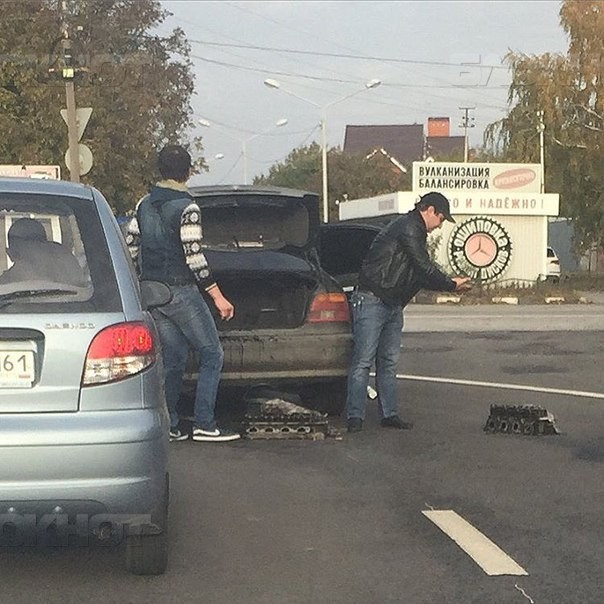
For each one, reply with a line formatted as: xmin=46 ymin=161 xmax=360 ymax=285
xmin=0 ymin=350 xmax=35 ymax=387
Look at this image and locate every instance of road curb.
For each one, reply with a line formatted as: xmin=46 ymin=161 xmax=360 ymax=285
xmin=412 ymin=294 xmax=596 ymax=305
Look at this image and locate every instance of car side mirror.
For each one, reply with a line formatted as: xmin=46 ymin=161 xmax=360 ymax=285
xmin=139 ymin=280 xmax=172 ymax=309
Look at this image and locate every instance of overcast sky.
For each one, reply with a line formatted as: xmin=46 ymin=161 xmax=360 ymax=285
xmin=157 ymin=1 xmax=568 ymax=186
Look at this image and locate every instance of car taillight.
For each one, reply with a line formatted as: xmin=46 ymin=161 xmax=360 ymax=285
xmin=82 ymin=321 xmax=156 ymax=385
xmin=307 ymin=292 xmax=350 ymax=323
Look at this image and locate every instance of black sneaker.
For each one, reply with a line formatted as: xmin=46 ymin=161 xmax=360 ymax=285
xmin=381 ymin=415 xmax=414 ymax=430
xmin=169 ymin=427 xmax=189 ymax=441
xmin=347 ymin=418 xmax=363 ymax=433
xmin=192 ymin=427 xmax=241 ymax=442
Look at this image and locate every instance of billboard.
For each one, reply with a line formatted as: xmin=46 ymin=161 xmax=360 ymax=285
xmin=413 ymin=161 xmax=542 ymax=194
xmin=0 ymin=165 xmax=61 ymax=180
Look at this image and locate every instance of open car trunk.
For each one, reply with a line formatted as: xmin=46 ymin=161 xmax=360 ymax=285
xmin=203 ymin=250 xmax=319 ymax=330
xmin=190 ymin=187 xmax=323 ymax=331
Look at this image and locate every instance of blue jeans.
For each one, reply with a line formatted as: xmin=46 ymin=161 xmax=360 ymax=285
xmin=346 ymin=290 xmax=403 ymax=420
xmin=152 ymin=284 xmax=224 ymax=431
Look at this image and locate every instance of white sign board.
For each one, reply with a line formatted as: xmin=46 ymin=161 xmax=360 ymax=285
xmin=446 ymin=192 xmax=559 ymax=216
xmin=0 ymin=165 xmax=61 ymax=179
xmin=64 ymin=144 xmax=93 ymax=176
xmin=339 ymin=190 xmax=559 ymax=220
xmin=338 ymin=191 xmax=417 ymax=221
xmin=413 ymin=161 xmax=542 ymax=194
xmin=60 ymin=107 xmax=93 ymax=142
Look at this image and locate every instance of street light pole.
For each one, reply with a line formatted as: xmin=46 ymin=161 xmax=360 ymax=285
xmin=320 ymin=113 xmax=328 ymax=218
xmin=264 ymin=78 xmax=381 ymax=223
xmin=199 ymin=118 xmax=287 ymax=185
xmin=242 ymin=118 xmax=288 ymax=184
xmin=536 ymin=110 xmax=545 ymax=193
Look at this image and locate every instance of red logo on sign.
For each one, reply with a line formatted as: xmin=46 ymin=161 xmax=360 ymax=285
xmin=493 ymin=168 xmax=536 ymax=189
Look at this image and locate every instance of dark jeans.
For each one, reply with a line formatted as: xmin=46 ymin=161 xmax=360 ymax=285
xmin=152 ymin=284 xmax=224 ymax=431
xmin=346 ymin=290 xmax=403 ymax=420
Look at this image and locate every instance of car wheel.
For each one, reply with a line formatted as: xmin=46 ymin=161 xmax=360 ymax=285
xmin=125 ymin=480 xmax=169 ymax=575
xmin=302 ymin=378 xmax=347 ymax=416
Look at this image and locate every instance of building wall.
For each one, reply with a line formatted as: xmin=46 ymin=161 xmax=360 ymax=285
xmin=339 ymin=191 xmax=557 ymax=283
xmin=427 ymin=117 xmax=450 ymax=137
xmin=432 ymin=215 xmax=548 ymax=283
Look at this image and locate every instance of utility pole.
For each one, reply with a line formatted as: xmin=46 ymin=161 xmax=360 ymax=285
xmin=59 ymin=1 xmax=80 ymax=182
xmin=459 ymin=106 xmax=475 ymax=163
xmin=536 ymin=110 xmax=545 ymax=193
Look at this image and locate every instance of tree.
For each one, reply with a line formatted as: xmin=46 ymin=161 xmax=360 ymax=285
xmin=0 ymin=0 xmax=202 ymax=214
xmin=255 ymin=142 xmax=411 ymax=221
xmin=484 ymin=0 xmax=604 ymax=254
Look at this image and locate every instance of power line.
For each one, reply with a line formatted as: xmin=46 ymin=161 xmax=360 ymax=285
xmin=191 ymin=54 xmax=508 ymax=91
xmin=189 ymin=39 xmax=508 ymax=70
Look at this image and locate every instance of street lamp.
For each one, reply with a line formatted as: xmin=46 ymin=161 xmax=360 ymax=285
xmin=264 ymin=78 xmax=382 ymax=222
xmin=242 ymin=118 xmax=288 ymax=184
xmin=199 ymin=118 xmax=288 ymax=184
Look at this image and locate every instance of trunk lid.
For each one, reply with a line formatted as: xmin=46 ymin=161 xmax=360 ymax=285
xmin=189 ymin=185 xmax=320 ymax=253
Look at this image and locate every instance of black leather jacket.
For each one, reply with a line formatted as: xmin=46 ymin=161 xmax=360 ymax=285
xmin=357 ymin=209 xmax=455 ymax=307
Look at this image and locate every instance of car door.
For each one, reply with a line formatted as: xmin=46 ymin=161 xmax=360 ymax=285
xmin=318 ymin=222 xmax=381 ymax=294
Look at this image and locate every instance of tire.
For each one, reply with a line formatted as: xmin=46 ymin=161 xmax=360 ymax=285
xmin=125 ymin=481 xmax=169 ymax=576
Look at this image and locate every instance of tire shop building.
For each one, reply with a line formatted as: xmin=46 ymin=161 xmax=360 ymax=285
xmin=338 ymin=161 xmax=560 ymax=285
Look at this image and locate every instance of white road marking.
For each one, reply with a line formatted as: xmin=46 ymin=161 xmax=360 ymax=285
xmin=422 ymin=510 xmax=528 ymax=576
xmin=406 ymin=313 xmax=598 ymax=320
xmin=394 ymin=373 xmax=604 ymax=400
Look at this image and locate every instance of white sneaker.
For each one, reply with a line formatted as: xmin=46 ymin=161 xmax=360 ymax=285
xmin=192 ymin=427 xmax=241 ymax=442
xmin=169 ymin=427 xmax=189 ymax=442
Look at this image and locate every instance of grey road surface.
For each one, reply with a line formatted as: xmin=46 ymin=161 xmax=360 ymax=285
xmin=0 ymin=325 xmax=602 ymax=603
xmin=405 ymin=300 xmax=604 ymax=332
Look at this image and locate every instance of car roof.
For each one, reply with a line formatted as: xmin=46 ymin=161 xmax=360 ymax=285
xmin=188 ymin=184 xmax=318 ymax=199
xmin=0 ymin=177 xmax=94 ymax=199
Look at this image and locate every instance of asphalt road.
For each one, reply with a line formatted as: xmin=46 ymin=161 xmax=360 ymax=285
xmin=1 ymin=305 xmax=603 ymax=603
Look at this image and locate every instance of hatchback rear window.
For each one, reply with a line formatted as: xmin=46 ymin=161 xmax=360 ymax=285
xmin=0 ymin=193 xmax=121 ymax=312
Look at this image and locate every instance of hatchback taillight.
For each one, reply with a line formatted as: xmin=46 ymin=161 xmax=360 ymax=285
xmin=307 ymin=292 xmax=350 ymax=323
xmin=82 ymin=321 xmax=156 ymax=385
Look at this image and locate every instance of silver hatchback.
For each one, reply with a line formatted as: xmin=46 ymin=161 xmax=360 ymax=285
xmin=0 ymin=177 xmax=170 ymax=574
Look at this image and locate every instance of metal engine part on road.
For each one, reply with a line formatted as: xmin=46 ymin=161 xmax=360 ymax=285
xmin=241 ymin=396 xmax=334 ymax=440
xmin=483 ymin=404 xmax=560 ymax=435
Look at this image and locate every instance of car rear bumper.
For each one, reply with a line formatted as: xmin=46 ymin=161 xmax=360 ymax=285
xmin=0 ymin=408 xmax=169 ymax=516
xmin=193 ymin=327 xmax=352 ymax=383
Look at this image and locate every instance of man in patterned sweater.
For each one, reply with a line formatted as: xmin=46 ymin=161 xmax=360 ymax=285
xmin=126 ymin=145 xmax=240 ymax=442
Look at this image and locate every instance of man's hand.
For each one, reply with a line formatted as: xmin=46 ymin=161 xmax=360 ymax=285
xmin=207 ymin=285 xmax=235 ymax=321
xmin=452 ymin=276 xmax=473 ymax=292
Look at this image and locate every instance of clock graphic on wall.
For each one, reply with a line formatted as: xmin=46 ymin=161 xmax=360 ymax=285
xmin=448 ymin=216 xmax=513 ymax=283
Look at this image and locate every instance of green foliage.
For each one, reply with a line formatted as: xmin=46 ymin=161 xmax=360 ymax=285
xmin=255 ymin=142 xmax=323 ymax=192
xmin=254 ymin=142 xmax=411 ymax=221
xmin=483 ymin=0 xmax=604 ymax=253
xmin=0 ymin=0 xmax=203 ymax=214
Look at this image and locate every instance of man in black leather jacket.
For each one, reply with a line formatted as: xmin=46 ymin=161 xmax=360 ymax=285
xmin=346 ymin=192 xmax=472 ymax=433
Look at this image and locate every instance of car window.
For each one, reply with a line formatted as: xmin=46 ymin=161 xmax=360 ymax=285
xmin=0 ymin=192 xmax=122 ymax=313
xmin=547 ymin=247 xmax=556 ymax=258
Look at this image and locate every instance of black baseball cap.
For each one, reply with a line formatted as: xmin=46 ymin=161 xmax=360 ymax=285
xmin=158 ymin=145 xmax=192 ymax=180
xmin=418 ymin=191 xmax=455 ymax=223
